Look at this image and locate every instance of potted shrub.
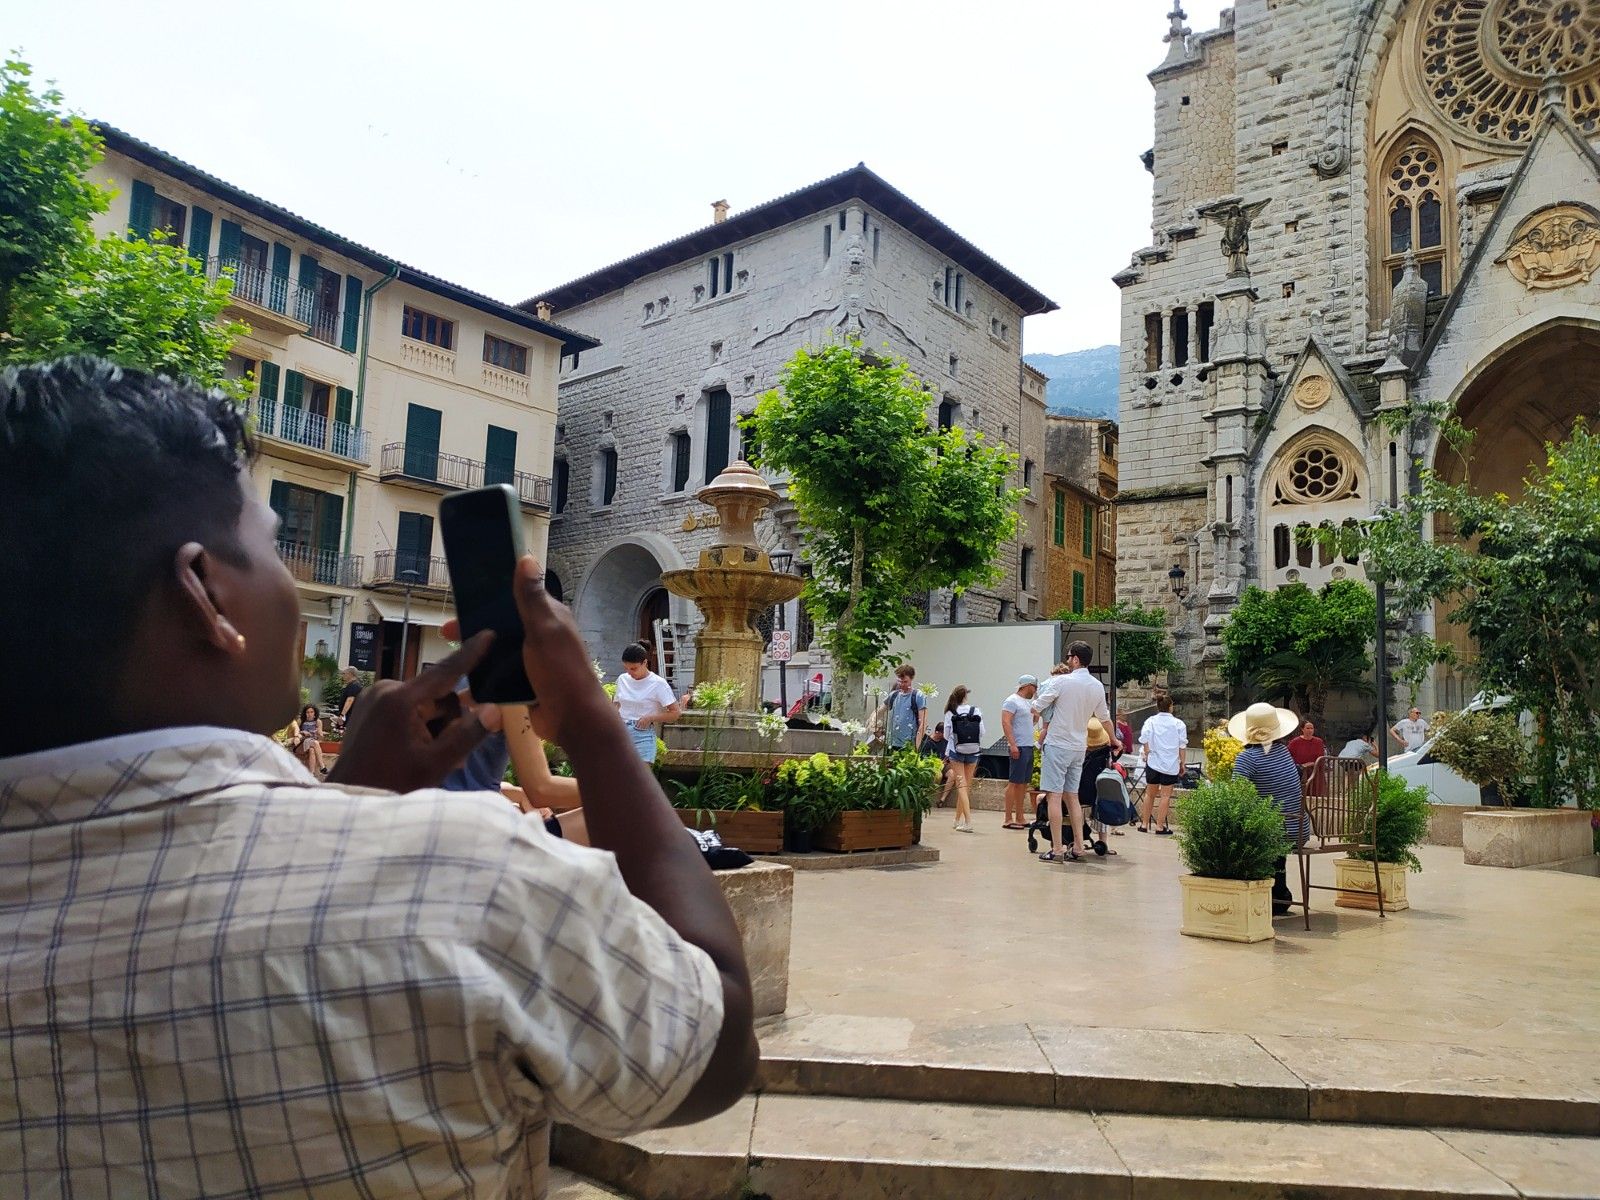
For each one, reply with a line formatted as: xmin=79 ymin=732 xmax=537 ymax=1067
xmin=1174 ymin=778 xmax=1291 ymax=943
xmin=815 ymin=751 xmax=936 ymax=852
xmin=1336 ymin=771 xmax=1429 ymax=911
xmin=1430 ymin=708 xmax=1525 ymax=806
xmin=773 ymin=753 xmax=846 ymax=853
xmin=669 ymin=769 xmax=785 ymax=853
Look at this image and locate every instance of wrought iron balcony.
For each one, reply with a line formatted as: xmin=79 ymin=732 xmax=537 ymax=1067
xmin=276 ymin=541 xmax=363 ymax=589
xmin=378 ymin=442 xmax=553 ymax=509
xmin=207 ymin=256 xmax=345 ymax=345
xmin=256 ymin=397 xmax=370 ymax=464
xmin=370 ymin=550 xmax=452 ymax=594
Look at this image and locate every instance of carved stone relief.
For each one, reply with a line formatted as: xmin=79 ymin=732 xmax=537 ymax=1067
xmin=1496 ymin=203 xmax=1600 ymax=289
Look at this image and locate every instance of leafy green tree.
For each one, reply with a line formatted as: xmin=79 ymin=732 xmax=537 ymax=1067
xmin=1220 ymin=580 xmax=1375 ymax=726
xmin=0 ymin=58 xmax=244 ymax=394
xmin=0 ymin=60 xmax=107 ymax=326
xmin=1056 ymin=600 xmax=1180 ymax=688
xmin=1357 ymin=419 xmax=1600 ymax=807
xmin=749 ymin=340 xmax=1021 ymax=718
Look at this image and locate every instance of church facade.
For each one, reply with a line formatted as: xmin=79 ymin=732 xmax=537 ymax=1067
xmin=1116 ymin=0 xmax=1600 ymax=724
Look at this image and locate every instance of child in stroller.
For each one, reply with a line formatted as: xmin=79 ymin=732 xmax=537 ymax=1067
xmin=1026 ymin=764 xmax=1136 ymax=857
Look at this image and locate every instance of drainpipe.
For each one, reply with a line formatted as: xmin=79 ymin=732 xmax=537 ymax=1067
xmin=343 ymin=262 xmax=401 ymax=557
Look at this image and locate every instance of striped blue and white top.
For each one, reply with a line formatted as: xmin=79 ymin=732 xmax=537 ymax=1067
xmin=1232 ymin=742 xmax=1306 ymax=843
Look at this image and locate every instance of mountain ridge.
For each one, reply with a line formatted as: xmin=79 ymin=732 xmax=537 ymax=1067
xmin=1024 ymin=344 xmax=1119 ymax=421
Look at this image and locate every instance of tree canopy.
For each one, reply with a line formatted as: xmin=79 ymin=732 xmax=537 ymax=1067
xmin=1058 ymin=600 xmax=1180 ymax=689
xmin=749 ymin=341 xmax=1020 ymax=714
xmin=1358 ymin=418 xmax=1600 ymax=807
xmin=0 ymin=59 xmax=243 ymax=393
xmin=1220 ymin=580 xmax=1375 ymax=725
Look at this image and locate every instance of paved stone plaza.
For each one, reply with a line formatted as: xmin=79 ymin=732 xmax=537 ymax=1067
xmin=554 ymin=818 xmax=1600 ymax=1197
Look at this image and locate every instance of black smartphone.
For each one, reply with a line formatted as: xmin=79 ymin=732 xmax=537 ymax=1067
xmin=438 ymin=484 xmax=536 ymax=704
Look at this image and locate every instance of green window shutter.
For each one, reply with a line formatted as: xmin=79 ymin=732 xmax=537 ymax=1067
xmin=270 ymin=242 xmax=291 ymax=313
xmin=218 ymin=220 xmax=241 ymax=265
xmin=703 ymin=388 xmax=731 ymax=479
xmin=334 ymin=386 xmax=353 ymax=425
xmin=340 ymin=275 xmax=362 ymax=352
xmin=258 ymin=361 xmax=280 ymax=402
xmin=127 ymin=180 xmax=155 ymax=240
xmin=187 ymin=206 xmax=213 ymax=265
xmin=404 ymin=404 xmax=442 ymax=480
xmin=297 ymin=254 xmax=319 ymax=325
xmin=1072 ymin=571 xmax=1085 ymax=615
xmin=485 ymin=425 xmax=517 ymax=486
xmin=396 ymin=511 xmax=434 ymax=580
xmin=317 ymin=493 xmax=343 ymax=553
xmin=283 ymin=370 xmax=305 ymax=409
xmin=1082 ymin=503 xmax=1094 ymax=557
xmin=1053 ymin=492 xmax=1065 ymax=546
xmin=268 ymin=480 xmax=290 ymax=524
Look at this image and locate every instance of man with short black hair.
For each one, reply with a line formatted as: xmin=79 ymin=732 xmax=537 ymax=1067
xmin=1031 ymin=640 xmax=1110 ymax=862
xmin=0 ymin=358 xmax=755 ymax=1197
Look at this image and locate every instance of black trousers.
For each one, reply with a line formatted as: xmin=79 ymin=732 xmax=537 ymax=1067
xmin=1273 ymin=857 xmax=1293 ymax=905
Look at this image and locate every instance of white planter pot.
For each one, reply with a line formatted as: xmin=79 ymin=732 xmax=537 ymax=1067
xmin=1333 ymin=856 xmax=1410 ymax=911
xmin=1179 ymin=875 xmax=1275 ymax=943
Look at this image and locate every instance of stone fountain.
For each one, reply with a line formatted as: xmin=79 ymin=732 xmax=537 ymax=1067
xmin=660 ymin=462 xmax=847 ymax=756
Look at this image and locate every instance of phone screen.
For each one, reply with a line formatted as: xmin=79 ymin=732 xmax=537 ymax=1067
xmin=438 ymin=484 xmax=536 ymax=704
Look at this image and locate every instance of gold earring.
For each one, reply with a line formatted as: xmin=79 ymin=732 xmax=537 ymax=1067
xmin=235 ymin=634 xmax=247 ymax=652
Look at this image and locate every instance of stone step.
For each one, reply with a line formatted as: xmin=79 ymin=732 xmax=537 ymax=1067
xmin=553 ymin=1093 xmax=1600 ymax=1200
xmin=753 ymin=1018 xmax=1600 ymax=1136
xmin=549 ymin=1165 xmax=629 ymax=1198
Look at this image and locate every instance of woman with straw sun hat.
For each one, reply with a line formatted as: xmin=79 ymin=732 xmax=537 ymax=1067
xmin=1227 ymin=701 xmax=1306 ymax=918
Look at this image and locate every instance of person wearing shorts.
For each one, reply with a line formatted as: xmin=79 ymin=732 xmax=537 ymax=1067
xmin=1138 ymin=693 xmax=1187 ymax=834
xmin=941 ymin=685 xmax=986 ymax=832
xmin=614 ymin=642 xmax=680 ymax=762
xmin=1001 ymin=675 xmax=1038 ymax=829
xmin=1031 ymin=642 xmax=1110 ymax=863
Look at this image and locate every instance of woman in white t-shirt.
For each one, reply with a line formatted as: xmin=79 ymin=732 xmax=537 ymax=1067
xmin=941 ymin=685 xmax=987 ymax=833
xmin=1137 ymin=693 xmax=1188 ymax=835
xmin=615 ymin=643 xmax=680 ymax=762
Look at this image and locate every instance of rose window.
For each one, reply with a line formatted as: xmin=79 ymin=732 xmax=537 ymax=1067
xmin=1421 ymin=0 xmax=1600 ymax=144
xmin=1279 ymin=444 xmax=1356 ymax=504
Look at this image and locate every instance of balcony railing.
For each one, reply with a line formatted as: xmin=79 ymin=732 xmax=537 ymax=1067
xmin=378 ymin=441 xmax=552 ymax=509
xmin=370 ymin=549 xmax=451 ymax=592
xmin=257 ymin=397 xmax=370 ymax=463
xmin=208 ymin=256 xmax=346 ymax=346
xmin=277 ymin=540 xmax=363 ymax=588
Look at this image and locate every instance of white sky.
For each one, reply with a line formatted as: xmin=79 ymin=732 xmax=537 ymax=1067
xmin=7 ymin=1 xmax=1230 ymax=355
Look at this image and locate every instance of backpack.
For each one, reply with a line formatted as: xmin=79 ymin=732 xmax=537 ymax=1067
xmin=1093 ymin=768 xmax=1135 ymax=827
xmin=951 ymin=705 xmax=983 ymax=751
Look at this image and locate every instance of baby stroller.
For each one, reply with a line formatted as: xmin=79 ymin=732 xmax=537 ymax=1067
xmin=1026 ymin=768 xmax=1136 ymax=857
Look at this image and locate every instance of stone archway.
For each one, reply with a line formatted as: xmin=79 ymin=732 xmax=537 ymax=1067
xmin=1431 ymin=320 xmax=1600 ymax=704
xmin=575 ymin=541 xmax=670 ymax=665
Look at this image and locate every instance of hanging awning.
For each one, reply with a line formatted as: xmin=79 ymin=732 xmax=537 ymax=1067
xmin=368 ymin=597 xmax=454 ymax=628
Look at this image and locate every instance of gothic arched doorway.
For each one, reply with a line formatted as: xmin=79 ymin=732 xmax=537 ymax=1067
xmin=1431 ymin=320 xmax=1600 ymax=705
xmin=637 ymin=587 xmax=670 ymax=670
xmin=575 ymin=542 xmax=668 ymax=667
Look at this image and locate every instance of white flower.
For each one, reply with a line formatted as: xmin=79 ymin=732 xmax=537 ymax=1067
xmin=592 ymin=659 xmax=606 ymax=681
xmin=816 ymin=715 xmax=834 ymax=728
xmin=917 ymin=683 xmax=938 ymax=698
xmin=840 ymin=719 xmax=868 ymax=741
xmin=757 ymin=711 xmax=788 ymax=741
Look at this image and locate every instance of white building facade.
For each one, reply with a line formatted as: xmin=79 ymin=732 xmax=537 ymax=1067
xmin=527 ymin=166 xmax=1056 ymax=701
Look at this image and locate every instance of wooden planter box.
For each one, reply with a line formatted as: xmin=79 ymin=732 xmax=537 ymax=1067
xmin=1179 ymin=875 xmax=1274 ymax=943
xmin=1334 ymin=857 xmax=1409 ymax=911
xmin=675 ymin=808 xmax=785 ymax=854
xmin=815 ymin=810 xmax=915 ymax=853
xmin=320 ymin=741 xmax=343 ymax=756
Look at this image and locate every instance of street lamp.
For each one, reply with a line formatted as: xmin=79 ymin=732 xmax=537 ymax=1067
xmin=397 ymin=567 xmax=422 ymax=681
xmin=1363 ymin=557 xmax=1390 ymax=774
xmin=771 ymin=550 xmax=794 ymax=716
xmin=1167 ymin=563 xmax=1188 ymax=600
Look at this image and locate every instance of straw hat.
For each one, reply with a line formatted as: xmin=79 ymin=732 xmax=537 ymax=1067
xmin=1227 ymin=702 xmax=1299 ymax=746
xmin=1086 ymin=717 xmax=1111 ymax=749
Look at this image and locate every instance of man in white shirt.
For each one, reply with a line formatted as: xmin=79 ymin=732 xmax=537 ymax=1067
xmin=616 ymin=642 xmax=681 ymax=762
xmin=1390 ymin=707 xmax=1430 ymax=752
xmin=1031 ymin=641 xmax=1111 ymax=862
xmin=1339 ymin=729 xmax=1380 ymax=766
xmin=0 ymin=358 xmax=755 ymax=1199
xmin=1000 ymin=675 xmax=1038 ymax=829
xmin=1137 ymin=693 xmax=1188 ymax=834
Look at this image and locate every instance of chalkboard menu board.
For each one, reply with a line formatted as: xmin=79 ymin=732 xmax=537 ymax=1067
xmin=350 ymin=623 xmax=380 ymax=671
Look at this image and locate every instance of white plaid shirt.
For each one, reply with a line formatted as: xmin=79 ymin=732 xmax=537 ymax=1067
xmin=0 ymin=728 xmax=723 ymax=1198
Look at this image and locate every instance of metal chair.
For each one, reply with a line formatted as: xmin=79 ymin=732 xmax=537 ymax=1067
xmin=1293 ymin=756 xmax=1384 ymax=929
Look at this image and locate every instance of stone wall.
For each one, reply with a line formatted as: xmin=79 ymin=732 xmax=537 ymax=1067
xmin=545 ymin=196 xmax=1043 ymax=691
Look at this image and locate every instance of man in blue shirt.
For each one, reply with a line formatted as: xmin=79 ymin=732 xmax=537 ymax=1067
xmin=879 ymin=664 xmax=927 ymax=751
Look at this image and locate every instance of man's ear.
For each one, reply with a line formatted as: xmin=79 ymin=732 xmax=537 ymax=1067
xmin=174 ymin=542 xmax=249 ymax=657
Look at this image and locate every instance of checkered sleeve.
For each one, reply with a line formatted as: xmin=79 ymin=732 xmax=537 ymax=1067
xmin=475 ymin=825 xmax=726 ymax=1138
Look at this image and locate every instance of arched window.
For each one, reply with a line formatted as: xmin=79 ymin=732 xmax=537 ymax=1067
xmin=1381 ymin=134 xmax=1449 ymax=301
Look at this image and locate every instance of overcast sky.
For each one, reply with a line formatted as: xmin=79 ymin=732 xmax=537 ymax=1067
xmin=8 ymin=1 xmax=1228 ymax=355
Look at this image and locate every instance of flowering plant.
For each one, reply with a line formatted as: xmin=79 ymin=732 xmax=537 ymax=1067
xmin=757 ymin=710 xmax=789 ymax=741
xmin=917 ymin=683 xmax=938 ymax=698
xmin=690 ymin=678 xmax=743 ymax=711
xmin=1202 ymin=724 xmax=1245 ymax=781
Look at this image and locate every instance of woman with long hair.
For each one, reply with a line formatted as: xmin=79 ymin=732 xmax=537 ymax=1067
xmin=289 ymin=703 xmax=328 ymax=776
xmin=942 ymin=685 xmax=986 ymax=833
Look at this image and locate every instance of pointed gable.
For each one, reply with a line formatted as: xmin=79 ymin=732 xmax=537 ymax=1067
xmin=1249 ymin=334 xmax=1373 ymax=463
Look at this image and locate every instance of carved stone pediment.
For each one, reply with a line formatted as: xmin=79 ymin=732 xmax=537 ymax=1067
xmin=1496 ymin=203 xmax=1600 ymax=291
